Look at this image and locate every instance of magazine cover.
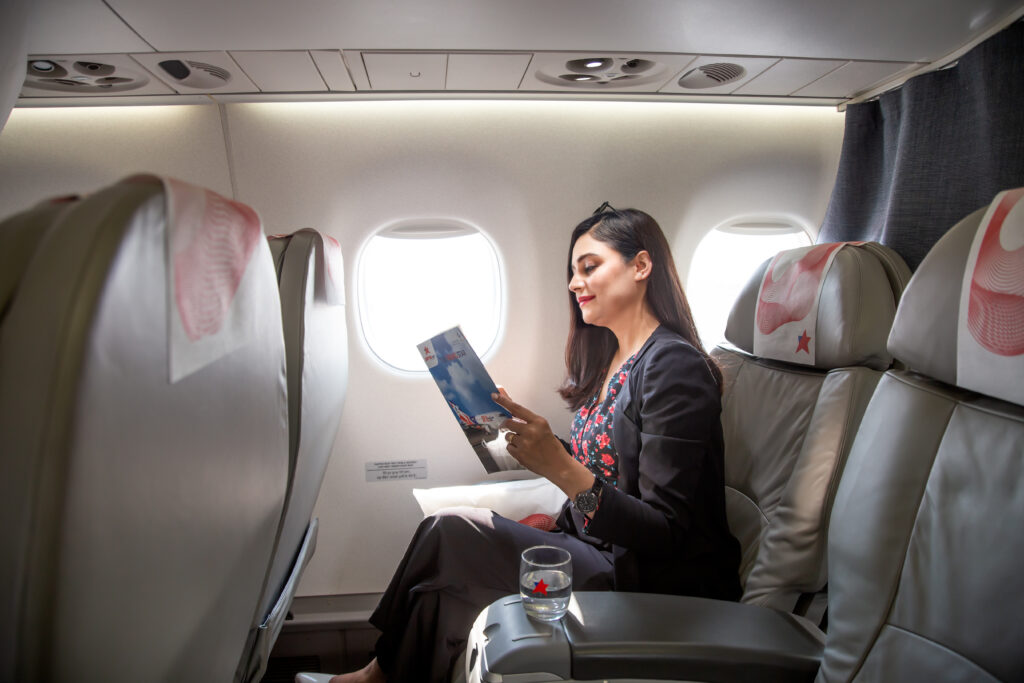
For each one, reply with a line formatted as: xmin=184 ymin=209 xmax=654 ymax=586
xmin=418 ymin=326 xmax=521 ymax=473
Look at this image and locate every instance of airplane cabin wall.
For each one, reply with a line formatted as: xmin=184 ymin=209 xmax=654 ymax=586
xmin=0 ymin=105 xmax=233 ymax=200
xmin=0 ymin=99 xmax=844 ymax=597
xmin=0 ymin=3 xmax=29 ymax=134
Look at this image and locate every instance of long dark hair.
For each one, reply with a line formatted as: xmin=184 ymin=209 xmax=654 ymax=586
xmin=558 ymin=208 xmax=722 ymax=410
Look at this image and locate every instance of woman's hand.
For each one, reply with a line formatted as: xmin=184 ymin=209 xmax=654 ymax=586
xmin=493 ymin=389 xmax=595 ymax=501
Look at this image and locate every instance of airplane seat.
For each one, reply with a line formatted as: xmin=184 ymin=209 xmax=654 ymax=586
xmin=820 ymin=187 xmax=1024 ymax=682
xmin=460 ymin=190 xmax=1024 ymax=683
xmin=237 ymin=229 xmax=348 ymax=683
xmin=0 ymin=195 xmax=79 ymax=322
xmin=0 ymin=175 xmax=290 ymax=682
xmin=710 ymin=241 xmax=910 ymax=615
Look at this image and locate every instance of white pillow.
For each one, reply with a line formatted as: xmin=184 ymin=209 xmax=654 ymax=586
xmin=412 ymin=478 xmax=567 ymax=520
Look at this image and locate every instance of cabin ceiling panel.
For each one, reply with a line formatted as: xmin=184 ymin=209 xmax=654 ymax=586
xmin=82 ymin=0 xmax=1024 ymax=62
xmin=17 ymin=0 xmax=1024 ymax=105
xmin=446 ymin=53 xmax=533 ymax=91
xmin=361 ymin=53 xmax=448 ymax=91
xmin=734 ymin=58 xmax=848 ymax=97
xmin=24 ymin=0 xmax=152 ymax=54
xmin=793 ymin=61 xmax=918 ymax=98
xmin=229 ymin=51 xmax=327 ymax=92
xmin=310 ymin=51 xmax=356 ymax=92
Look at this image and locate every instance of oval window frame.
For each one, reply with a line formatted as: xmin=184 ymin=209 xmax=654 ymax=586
xmin=355 ymin=217 xmax=506 ymax=374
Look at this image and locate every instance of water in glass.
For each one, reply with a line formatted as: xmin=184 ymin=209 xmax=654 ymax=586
xmin=520 ymin=545 xmax=572 ymax=621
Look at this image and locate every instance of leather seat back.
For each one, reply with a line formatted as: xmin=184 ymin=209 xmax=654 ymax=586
xmin=237 ymin=229 xmax=348 ymax=683
xmin=820 ymin=189 xmax=1024 ymax=682
xmin=0 ymin=176 xmax=289 ymax=682
xmin=712 ymin=241 xmax=910 ymax=612
xmin=0 ymin=195 xmax=77 ymax=320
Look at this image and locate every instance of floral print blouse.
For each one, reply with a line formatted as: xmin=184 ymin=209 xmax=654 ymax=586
xmin=568 ymin=353 xmax=639 ymax=490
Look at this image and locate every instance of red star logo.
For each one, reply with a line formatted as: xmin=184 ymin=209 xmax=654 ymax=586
xmin=796 ymin=330 xmax=811 ymax=354
xmin=532 ymin=579 xmax=549 ymax=596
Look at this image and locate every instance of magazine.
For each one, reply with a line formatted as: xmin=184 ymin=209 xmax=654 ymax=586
xmin=418 ymin=326 xmax=522 ymax=473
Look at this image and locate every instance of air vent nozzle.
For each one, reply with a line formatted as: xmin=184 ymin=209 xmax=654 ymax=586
xmin=158 ymin=59 xmax=232 ymax=88
xmin=677 ymin=62 xmax=746 ymax=89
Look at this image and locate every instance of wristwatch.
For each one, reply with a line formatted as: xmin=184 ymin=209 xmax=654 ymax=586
xmin=573 ymin=477 xmax=604 ymax=515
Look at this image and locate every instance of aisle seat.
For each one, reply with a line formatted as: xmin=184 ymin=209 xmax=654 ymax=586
xmin=712 ymin=241 xmax=910 ymax=615
xmin=0 ymin=175 xmax=289 ymax=682
xmin=820 ymin=189 xmax=1024 ymax=681
xmin=237 ymin=229 xmax=348 ymax=683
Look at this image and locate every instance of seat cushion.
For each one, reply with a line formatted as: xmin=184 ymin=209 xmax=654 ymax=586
xmin=714 ymin=347 xmax=881 ymax=609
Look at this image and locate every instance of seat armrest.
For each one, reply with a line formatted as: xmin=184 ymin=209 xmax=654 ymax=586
xmin=466 ymin=592 xmax=823 ymax=683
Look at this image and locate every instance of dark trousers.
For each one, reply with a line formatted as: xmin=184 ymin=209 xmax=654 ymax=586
xmin=370 ymin=507 xmax=614 ymax=683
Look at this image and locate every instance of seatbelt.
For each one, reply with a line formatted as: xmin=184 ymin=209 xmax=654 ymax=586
xmin=794 ymin=586 xmax=829 ymax=629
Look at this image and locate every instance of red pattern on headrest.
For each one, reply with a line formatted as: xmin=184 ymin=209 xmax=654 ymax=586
xmin=756 ymin=243 xmax=843 ymax=335
xmin=174 ymin=190 xmax=261 ymax=341
xmin=968 ymin=188 xmax=1024 ymax=356
xmin=324 ymin=235 xmax=342 ymax=284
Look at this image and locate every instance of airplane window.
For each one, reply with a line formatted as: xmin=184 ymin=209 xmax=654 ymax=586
xmin=686 ymin=219 xmax=812 ymax=350
xmin=357 ymin=221 xmax=503 ymax=372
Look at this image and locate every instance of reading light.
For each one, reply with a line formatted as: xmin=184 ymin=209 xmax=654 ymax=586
xmin=566 ymin=57 xmax=613 ymax=73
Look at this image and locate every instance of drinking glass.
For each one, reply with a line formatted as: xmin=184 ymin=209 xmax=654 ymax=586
xmin=519 ymin=545 xmax=572 ymax=621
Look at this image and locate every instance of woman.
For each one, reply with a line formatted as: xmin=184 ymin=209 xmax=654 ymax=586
xmin=331 ymin=207 xmax=740 ymax=683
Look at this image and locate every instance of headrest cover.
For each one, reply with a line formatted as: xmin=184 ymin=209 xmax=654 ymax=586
xmin=268 ymin=229 xmax=345 ymax=306
xmin=318 ymin=233 xmax=345 ymax=305
xmin=126 ymin=174 xmax=269 ymax=383
xmin=725 ymin=242 xmax=908 ymax=371
xmin=890 ymin=188 xmax=1024 ymax=405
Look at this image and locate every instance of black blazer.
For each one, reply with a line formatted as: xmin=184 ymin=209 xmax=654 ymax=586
xmin=558 ymin=326 xmax=741 ymax=600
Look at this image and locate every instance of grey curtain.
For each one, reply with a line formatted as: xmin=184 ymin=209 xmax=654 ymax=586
xmin=818 ymin=20 xmax=1024 ymax=269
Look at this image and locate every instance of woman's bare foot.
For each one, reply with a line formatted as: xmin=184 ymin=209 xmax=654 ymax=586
xmin=328 ymin=657 xmax=385 ymax=683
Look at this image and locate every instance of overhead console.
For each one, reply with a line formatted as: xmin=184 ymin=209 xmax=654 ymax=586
xmin=18 ymin=48 xmax=922 ymax=106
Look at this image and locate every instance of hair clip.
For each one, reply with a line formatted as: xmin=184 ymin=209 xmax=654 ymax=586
xmin=592 ymin=201 xmax=616 ymax=214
